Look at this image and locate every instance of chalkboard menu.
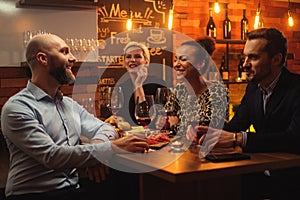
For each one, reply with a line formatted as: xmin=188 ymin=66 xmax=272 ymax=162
xmin=97 ymin=0 xmax=173 ymax=86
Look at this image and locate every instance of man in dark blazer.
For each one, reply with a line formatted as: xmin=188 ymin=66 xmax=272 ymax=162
xmin=225 ymin=66 xmax=300 ymax=154
xmin=187 ymin=28 xmax=300 ymax=199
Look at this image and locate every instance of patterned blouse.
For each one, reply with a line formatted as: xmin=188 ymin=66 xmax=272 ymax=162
xmin=165 ymin=81 xmax=229 ymax=136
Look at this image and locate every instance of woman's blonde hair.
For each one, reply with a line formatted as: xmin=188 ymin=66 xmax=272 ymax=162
xmin=123 ymin=41 xmax=150 ymax=62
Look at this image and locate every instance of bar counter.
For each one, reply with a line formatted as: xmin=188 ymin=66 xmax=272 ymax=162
xmin=113 ymin=142 xmax=300 ymax=200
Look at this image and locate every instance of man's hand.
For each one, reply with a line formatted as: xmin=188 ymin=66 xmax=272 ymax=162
xmin=191 ymin=125 xmax=236 ymax=149
xmin=86 ymin=163 xmax=110 ymax=183
xmin=81 ymin=138 xmax=110 ymax=183
xmin=111 ymin=134 xmax=149 ymax=153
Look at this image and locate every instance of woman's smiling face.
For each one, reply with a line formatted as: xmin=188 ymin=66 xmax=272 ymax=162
xmin=124 ymin=46 xmax=148 ymax=73
xmin=173 ymin=44 xmax=201 ymax=82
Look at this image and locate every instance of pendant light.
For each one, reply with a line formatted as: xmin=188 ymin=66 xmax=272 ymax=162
xmin=168 ymin=0 xmax=174 ymax=30
xmin=254 ymin=0 xmax=263 ymax=29
xmin=288 ymin=0 xmax=294 ymax=27
xmin=214 ymin=0 xmax=220 ymax=14
xmin=126 ymin=0 xmax=132 ymax=30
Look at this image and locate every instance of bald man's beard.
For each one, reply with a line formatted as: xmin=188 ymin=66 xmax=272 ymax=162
xmin=49 ymin=63 xmax=75 ymax=85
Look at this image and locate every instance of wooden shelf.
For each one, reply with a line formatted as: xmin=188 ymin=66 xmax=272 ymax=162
xmin=16 ymin=0 xmax=103 ymax=9
xmin=216 ymin=39 xmax=246 ymax=44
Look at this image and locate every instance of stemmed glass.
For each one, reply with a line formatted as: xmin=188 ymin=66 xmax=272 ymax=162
xmin=23 ymin=31 xmax=32 ymax=48
xmin=82 ymin=97 xmax=95 ymax=115
xmin=186 ymin=95 xmax=209 ymax=146
xmin=135 ymin=95 xmax=154 ymax=128
xmin=106 ymin=86 xmax=124 ymax=116
xmin=155 ymin=88 xmax=173 ymax=131
xmin=155 ymin=88 xmax=171 ymax=106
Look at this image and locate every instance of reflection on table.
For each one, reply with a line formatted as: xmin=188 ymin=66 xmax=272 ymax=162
xmin=113 ymin=141 xmax=300 ymax=200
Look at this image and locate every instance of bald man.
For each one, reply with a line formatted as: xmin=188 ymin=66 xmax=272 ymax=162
xmin=1 ymin=34 xmax=148 ymax=200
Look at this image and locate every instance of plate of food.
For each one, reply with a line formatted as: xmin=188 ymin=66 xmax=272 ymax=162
xmin=147 ymin=132 xmax=179 ymax=149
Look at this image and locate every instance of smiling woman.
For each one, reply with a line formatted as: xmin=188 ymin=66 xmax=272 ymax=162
xmin=114 ymin=41 xmax=166 ymax=126
xmin=165 ymin=39 xmax=229 ymax=154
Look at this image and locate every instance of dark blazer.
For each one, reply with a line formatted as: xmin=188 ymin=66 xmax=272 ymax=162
xmin=224 ymin=67 xmax=300 ymax=154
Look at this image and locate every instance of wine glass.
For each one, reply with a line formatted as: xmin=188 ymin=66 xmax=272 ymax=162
xmin=155 ymin=88 xmax=171 ymax=106
xmin=155 ymin=88 xmax=172 ymax=131
xmin=82 ymin=97 xmax=95 ymax=115
xmin=186 ymin=95 xmax=209 ymax=145
xmin=23 ymin=31 xmax=32 ymax=48
xmin=135 ymin=95 xmax=154 ymax=128
xmin=106 ymin=86 xmax=124 ymax=116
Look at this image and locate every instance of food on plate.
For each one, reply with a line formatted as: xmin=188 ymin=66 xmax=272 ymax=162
xmin=125 ymin=126 xmax=146 ymax=138
xmin=104 ymin=115 xmax=116 ymax=124
xmin=147 ymin=133 xmax=170 ymax=145
xmin=117 ymin=121 xmax=131 ymax=131
xmin=105 ymin=116 xmax=131 ymax=131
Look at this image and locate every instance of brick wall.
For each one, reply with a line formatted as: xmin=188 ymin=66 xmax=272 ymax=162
xmin=173 ymin=0 xmax=300 ymax=103
xmin=1 ymin=0 xmax=300 ymax=114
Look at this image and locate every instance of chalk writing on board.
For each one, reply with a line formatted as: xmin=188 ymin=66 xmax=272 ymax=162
xmin=98 ymin=1 xmax=167 ymax=26
xmin=96 ymin=0 xmax=173 ymax=86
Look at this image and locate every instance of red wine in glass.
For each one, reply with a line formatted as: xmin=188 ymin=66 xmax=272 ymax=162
xmin=135 ymin=95 xmax=154 ymax=127
xmin=136 ymin=117 xmax=151 ymax=127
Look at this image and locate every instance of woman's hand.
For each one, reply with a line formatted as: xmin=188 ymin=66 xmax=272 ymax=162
xmin=186 ymin=125 xmax=198 ymax=143
xmin=134 ymin=66 xmax=148 ymax=88
xmin=168 ymin=116 xmax=179 ymax=127
xmin=155 ymin=114 xmax=168 ymax=130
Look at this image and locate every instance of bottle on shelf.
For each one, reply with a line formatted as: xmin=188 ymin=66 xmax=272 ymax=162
xmin=237 ymin=56 xmax=246 ymax=81
xmin=223 ymin=8 xmax=231 ymax=39
xmin=241 ymin=9 xmax=248 ymax=40
xmin=219 ymin=53 xmax=229 ymax=81
xmin=206 ymin=8 xmax=217 ymax=39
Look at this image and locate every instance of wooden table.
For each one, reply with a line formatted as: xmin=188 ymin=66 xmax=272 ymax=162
xmin=113 ymin=141 xmax=300 ymax=200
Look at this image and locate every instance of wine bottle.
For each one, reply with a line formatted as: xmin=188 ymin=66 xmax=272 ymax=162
xmin=219 ymin=54 xmax=229 ymax=81
xmin=223 ymin=8 xmax=231 ymax=39
xmin=241 ymin=9 xmax=248 ymax=40
xmin=206 ymin=8 xmax=217 ymax=39
xmin=237 ymin=56 xmax=246 ymax=81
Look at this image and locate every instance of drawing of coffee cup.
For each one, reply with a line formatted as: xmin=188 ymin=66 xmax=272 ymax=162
xmin=149 ymin=29 xmax=164 ymax=42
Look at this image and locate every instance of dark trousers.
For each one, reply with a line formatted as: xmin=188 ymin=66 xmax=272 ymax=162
xmin=111 ymin=170 xmax=139 ymax=200
xmin=79 ymin=169 xmax=139 ymax=200
xmin=6 ymin=185 xmax=85 ymax=200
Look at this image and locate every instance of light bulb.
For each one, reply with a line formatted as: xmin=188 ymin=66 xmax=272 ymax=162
xmin=214 ymin=1 xmax=220 ymax=14
xmin=168 ymin=9 xmax=173 ymax=30
xmin=288 ymin=10 xmax=294 ymax=27
xmin=254 ymin=12 xmax=260 ymax=29
xmin=288 ymin=16 xmax=294 ymax=27
xmin=126 ymin=18 xmax=132 ymax=30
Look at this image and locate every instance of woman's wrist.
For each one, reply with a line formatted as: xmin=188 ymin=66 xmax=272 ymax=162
xmin=134 ymin=87 xmax=146 ymax=103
